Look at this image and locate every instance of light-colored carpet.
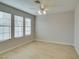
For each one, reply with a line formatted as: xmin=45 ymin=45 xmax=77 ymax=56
xmin=0 ymin=41 xmax=79 ymax=59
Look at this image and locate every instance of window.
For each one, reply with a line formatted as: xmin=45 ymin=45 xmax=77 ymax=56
xmin=25 ymin=18 xmax=31 ymax=35
xmin=14 ymin=15 xmax=23 ymax=37
xmin=0 ymin=11 xmax=11 ymax=41
xmin=0 ymin=11 xmax=33 ymax=41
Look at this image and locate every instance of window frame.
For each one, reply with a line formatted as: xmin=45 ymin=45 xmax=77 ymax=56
xmin=0 ymin=11 xmax=12 ymax=41
xmin=0 ymin=10 xmax=33 ymax=42
xmin=25 ymin=17 xmax=32 ymax=36
xmin=14 ymin=15 xmax=24 ymax=38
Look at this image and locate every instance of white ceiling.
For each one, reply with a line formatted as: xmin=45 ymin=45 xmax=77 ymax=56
xmin=0 ymin=0 xmax=78 ymax=15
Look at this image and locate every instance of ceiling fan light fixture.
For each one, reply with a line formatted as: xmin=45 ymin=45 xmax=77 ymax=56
xmin=40 ymin=4 xmax=45 ymax=9
xmin=38 ymin=10 xmax=42 ymax=15
xmin=34 ymin=0 xmax=48 ymax=15
xmin=38 ymin=9 xmax=47 ymax=15
xmin=43 ymin=10 xmax=47 ymax=14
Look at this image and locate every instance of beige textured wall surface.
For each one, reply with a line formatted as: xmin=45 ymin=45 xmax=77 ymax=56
xmin=74 ymin=1 xmax=79 ymax=55
xmin=36 ymin=11 xmax=74 ymax=45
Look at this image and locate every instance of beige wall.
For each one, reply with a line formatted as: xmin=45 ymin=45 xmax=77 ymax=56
xmin=36 ymin=11 xmax=74 ymax=45
xmin=0 ymin=3 xmax=35 ymax=54
xmin=74 ymin=1 xmax=79 ymax=55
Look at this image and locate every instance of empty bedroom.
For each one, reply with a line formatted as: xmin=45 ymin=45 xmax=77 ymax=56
xmin=0 ymin=0 xmax=79 ymax=59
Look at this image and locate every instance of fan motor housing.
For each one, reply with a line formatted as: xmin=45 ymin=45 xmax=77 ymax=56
xmin=34 ymin=0 xmax=40 ymax=4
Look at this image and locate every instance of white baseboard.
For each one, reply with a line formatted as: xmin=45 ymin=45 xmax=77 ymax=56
xmin=74 ymin=46 xmax=79 ymax=56
xmin=0 ymin=39 xmax=35 ymax=54
xmin=36 ymin=39 xmax=73 ymax=46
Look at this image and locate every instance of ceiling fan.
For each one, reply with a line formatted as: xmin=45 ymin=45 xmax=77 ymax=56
xmin=34 ymin=0 xmax=48 ymax=15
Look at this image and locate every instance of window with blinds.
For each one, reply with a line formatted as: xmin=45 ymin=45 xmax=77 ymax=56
xmin=0 ymin=11 xmax=33 ymax=42
xmin=14 ymin=15 xmax=23 ymax=37
xmin=0 ymin=11 xmax=11 ymax=41
xmin=25 ymin=18 xmax=31 ymax=35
